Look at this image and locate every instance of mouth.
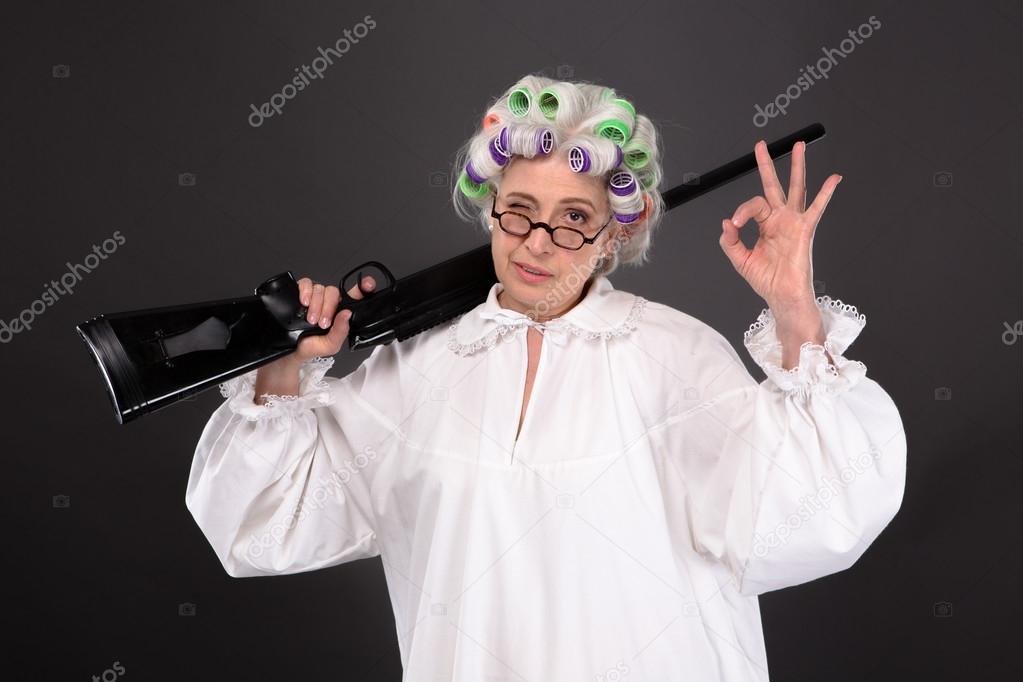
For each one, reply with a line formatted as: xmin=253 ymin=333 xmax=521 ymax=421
xmin=513 ymin=261 xmax=552 ymax=281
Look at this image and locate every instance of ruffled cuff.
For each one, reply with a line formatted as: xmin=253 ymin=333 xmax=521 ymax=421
xmin=742 ymin=295 xmax=868 ymax=396
xmin=217 ymin=356 xmax=336 ymax=421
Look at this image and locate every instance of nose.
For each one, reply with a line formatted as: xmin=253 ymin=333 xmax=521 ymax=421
xmin=523 ymin=222 xmax=555 ymax=254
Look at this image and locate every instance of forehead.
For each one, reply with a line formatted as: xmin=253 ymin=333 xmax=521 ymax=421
xmin=500 ymin=154 xmax=605 ymax=206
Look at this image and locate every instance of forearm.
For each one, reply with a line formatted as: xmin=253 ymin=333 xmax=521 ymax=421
xmin=253 ymin=356 xmax=304 ymax=404
xmin=771 ymin=300 xmax=835 ymax=371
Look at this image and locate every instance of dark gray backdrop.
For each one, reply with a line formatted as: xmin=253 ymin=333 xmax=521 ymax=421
xmin=4 ymin=1 xmax=1020 ymax=680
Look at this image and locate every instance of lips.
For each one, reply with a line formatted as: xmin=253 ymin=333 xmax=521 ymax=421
xmin=515 ymin=262 xmax=551 ymax=276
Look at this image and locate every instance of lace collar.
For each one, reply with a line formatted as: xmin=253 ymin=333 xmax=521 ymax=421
xmin=447 ymin=275 xmax=647 ymax=357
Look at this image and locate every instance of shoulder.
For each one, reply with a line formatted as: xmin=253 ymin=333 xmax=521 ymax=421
xmin=358 ymin=317 xmax=457 ymax=377
xmin=632 ymin=297 xmax=748 ymax=374
xmin=639 ymin=299 xmax=738 ymax=352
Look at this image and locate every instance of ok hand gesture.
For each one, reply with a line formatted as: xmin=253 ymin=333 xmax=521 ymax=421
xmin=719 ymin=140 xmax=842 ymax=312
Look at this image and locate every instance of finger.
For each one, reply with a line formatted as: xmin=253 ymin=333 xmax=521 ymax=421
xmin=755 ymin=140 xmax=787 ymax=207
xmin=318 ymin=286 xmax=340 ymax=329
xmin=731 ymin=195 xmax=772 ymax=228
xmin=297 ymin=277 xmax=313 ymax=306
xmin=806 ymin=174 xmax=843 ymax=223
xmin=787 ymin=141 xmax=806 ymax=211
xmin=306 ymin=282 xmax=325 ymax=325
xmin=719 ymin=217 xmax=752 ymax=273
xmin=346 ymin=274 xmax=376 ymax=301
xmin=325 ymin=308 xmax=351 ymax=348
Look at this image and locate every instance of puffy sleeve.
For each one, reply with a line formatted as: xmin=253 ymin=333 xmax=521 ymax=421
xmin=185 ymin=344 xmax=403 ymax=578
xmin=649 ymin=295 xmax=906 ymax=597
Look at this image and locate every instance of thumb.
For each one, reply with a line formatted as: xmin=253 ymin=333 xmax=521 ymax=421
xmin=719 ymin=218 xmax=751 ymax=272
xmin=326 ymin=309 xmax=351 ymax=348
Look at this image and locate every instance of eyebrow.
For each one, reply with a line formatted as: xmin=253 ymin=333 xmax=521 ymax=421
xmin=505 ymin=191 xmax=596 ymax=212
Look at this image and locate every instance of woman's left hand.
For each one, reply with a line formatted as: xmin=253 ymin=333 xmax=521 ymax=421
xmin=719 ymin=140 xmax=842 ymax=314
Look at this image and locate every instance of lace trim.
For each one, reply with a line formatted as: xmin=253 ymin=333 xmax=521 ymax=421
xmin=255 ymin=393 xmax=302 ymax=407
xmin=218 ymin=356 xmax=336 ymax=421
xmin=446 ymin=296 xmax=648 ymax=357
xmin=742 ymin=295 xmax=868 ymax=396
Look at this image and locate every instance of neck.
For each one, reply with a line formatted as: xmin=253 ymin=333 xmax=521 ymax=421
xmin=497 ymin=276 xmax=598 ymax=323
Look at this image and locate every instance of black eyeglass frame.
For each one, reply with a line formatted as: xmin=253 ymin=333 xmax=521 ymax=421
xmin=490 ymin=194 xmax=614 ymax=251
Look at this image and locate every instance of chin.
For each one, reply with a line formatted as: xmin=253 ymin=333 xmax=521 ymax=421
xmin=501 ymin=268 xmax=551 ymax=302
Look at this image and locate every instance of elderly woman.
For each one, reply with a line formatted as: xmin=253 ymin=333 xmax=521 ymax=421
xmin=186 ymin=75 xmax=906 ymax=680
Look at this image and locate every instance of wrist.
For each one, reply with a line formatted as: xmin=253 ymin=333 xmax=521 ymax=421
xmin=265 ymin=353 xmax=306 ymax=376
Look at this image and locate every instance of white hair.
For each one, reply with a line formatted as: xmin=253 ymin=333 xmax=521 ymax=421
xmin=450 ymin=73 xmax=666 ymax=278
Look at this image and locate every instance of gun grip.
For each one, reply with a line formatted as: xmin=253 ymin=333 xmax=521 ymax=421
xmin=255 ymin=271 xmax=328 ymax=336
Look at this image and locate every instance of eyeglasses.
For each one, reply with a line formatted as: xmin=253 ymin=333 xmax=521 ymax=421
xmin=490 ymin=195 xmax=613 ymax=251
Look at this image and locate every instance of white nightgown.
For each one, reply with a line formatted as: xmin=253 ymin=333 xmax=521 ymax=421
xmin=185 ymin=274 xmax=906 ymax=681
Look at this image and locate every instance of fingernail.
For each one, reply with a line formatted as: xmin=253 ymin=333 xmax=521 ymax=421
xmin=837 ymin=175 xmax=844 ymax=183
xmin=307 ymin=312 xmax=316 ymax=323
xmin=320 ymin=317 xmax=329 ymax=328
xmin=732 ymin=218 xmax=740 ymax=226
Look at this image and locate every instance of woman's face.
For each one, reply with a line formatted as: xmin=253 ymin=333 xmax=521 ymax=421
xmin=490 ymin=154 xmax=614 ymax=322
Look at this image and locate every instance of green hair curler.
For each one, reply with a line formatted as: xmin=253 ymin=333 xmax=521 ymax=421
xmin=508 ymin=87 xmax=532 ymax=117
xmin=537 ymin=87 xmax=560 ymax=120
xmin=612 ymin=97 xmax=635 ymax=120
xmin=622 ymin=139 xmax=651 ymax=170
xmin=594 ymin=118 xmax=632 ymax=146
xmin=636 ymin=166 xmax=657 ymax=190
xmin=458 ymin=171 xmax=489 ymax=198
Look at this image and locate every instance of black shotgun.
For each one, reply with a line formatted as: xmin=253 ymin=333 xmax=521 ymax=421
xmin=76 ymin=123 xmax=826 ymax=423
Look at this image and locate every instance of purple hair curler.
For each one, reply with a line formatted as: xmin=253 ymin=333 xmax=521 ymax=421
xmin=568 ymin=146 xmax=591 ymax=173
xmin=536 ymin=128 xmax=554 ymax=155
xmin=615 ymin=209 xmax=643 ymax=224
xmin=465 ymin=160 xmax=487 ymax=185
xmin=489 ymin=137 xmax=509 ymax=166
xmin=609 ymin=170 xmax=637 ymax=196
xmin=614 ymin=145 xmax=623 ymax=168
xmin=497 ymin=127 xmax=510 ymax=156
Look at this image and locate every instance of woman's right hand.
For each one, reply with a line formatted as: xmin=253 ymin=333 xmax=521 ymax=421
xmin=287 ymin=274 xmax=376 ymax=363
xmin=253 ymin=274 xmax=376 ymax=401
